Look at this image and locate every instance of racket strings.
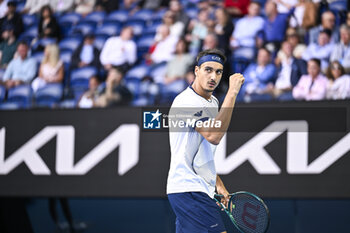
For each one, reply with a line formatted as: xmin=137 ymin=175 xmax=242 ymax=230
xmin=230 ymin=194 xmax=269 ymax=233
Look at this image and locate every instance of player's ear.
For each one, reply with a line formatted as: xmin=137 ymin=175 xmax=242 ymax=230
xmin=194 ymin=66 xmax=199 ymax=76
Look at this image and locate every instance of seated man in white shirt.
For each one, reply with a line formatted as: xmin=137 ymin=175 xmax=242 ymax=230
xmin=149 ymin=24 xmax=179 ymax=64
xmin=230 ymin=1 xmax=264 ymax=59
xmin=99 ymin=26 xmax=137 ymax=73
xmin=1 ymin=41 xmax=37 ymax=89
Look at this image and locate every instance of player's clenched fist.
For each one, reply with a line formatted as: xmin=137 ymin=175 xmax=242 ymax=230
xmin=228 ymin=73 xmax=245 ymax=94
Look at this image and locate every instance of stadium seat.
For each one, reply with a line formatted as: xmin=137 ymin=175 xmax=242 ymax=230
xmin=18 ymin=26 xmax=38 ymax=44
xmin=72 ymin=22 xmax=96 ymax=36
xmin=149 ymin=62 xmax=167 ymax=84
xmin=0 ymin=85 xmax=5 ymax=102
xmin=95 ymin=23 xmax=121 ymax=37
xmin=125 ymin=64 xmax=150 ymax=80
xmin=136 ymin=35 xmax=155 ymax=60
xmin=7 ymin=84 xmax=33 ymax=108
xmin=70 ymin=66 xmax=98 ymax=95
xmin=107 ymin=10 xmax=129 ymax=23
xmin=34 ymin=83 xmax=63 ymax=107
xmin=0 ymin=102 xmax=22 ymax=110
xmin=124 ymin=20 xmax=146 ymax=36
xmin=82 ymin=11 xmax=106 ymax=25
xmin=59 ymin=37 xmax=82 ymax=52
xmin=59 ymin=12 xmax=82 ymax=26
xmin=22 ymin=14 xmax=38 ymax=28
xmin=60 ymin=50 xmax=73 ymax=64
xmin=32 ymin=38 xmax=57 ymax=51
xmin=143 ymin=22 xmax=160 ymax=36
xmin=93 ymin=35 xmax=108 ymax=50
xmin=31 ymin=51 xmax=44 ymax=64
xmin=130 ymin=9 xmax=153 ymax=21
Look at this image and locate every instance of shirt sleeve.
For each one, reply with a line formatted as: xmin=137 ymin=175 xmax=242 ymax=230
xmin=2 ymin=60 xmax=14 ymax=81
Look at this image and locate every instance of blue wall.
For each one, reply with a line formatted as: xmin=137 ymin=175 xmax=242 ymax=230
xmin=26 ymin=198 xmax=350 ymax=233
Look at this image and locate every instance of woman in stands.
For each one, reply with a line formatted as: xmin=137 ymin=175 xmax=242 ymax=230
xmin=325 ymin=61 xmax=350 ymax=100
xmin=31 ymin=44 xmax=64 ymax=92
xmin=38 ymin=5 xmax=61 ymax=41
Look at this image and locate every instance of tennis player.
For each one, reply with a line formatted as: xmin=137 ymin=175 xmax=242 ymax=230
xmin=167 ymin=49 xmax=245 ymax=233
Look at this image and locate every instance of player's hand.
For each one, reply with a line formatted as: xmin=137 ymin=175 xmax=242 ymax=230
xmin=228 ymin=73 xmax=245 ymax=95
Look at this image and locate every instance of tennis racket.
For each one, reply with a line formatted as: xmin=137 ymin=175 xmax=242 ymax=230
xmin=214 ymin=191 xmax=270 ymax=233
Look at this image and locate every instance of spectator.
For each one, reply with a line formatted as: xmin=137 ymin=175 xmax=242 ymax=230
xmin=31 ymin=44 xmax=64 ymax=93
xmin=100 ymin=26 xmax=137 ymax=73
xmin=289 ymin=0 xmax=317 ymax=30
xmin=293 ymin=58 xmax=328 ymax=101
xmin=95 ymin=0 xmax=119 ymax=12
xmin=330 ymin=24 xmax=350 ymax=73
xmin=308 ymin=11 xmax=339 ymax=44
xmin=276 ymin=0 xmax=298 ymax=13
xmin=347 ymin=11 xmax=350 ymax=27
xmin=202 ymin=33 xmax=218 ymax=51
xmin=164 ymin=38 xmax=193 ymax=90
xmin=223 ymin=0 xmax=250 ymax=17
xmin=71 ymin=34 xmax=100 ymax=71
xmin=326 ymin=61 xmax=350 ymax=100
xmin=285 ymin=28 xmax=306 ymax=59
xmin=22 ymin=0 xmax=49 ymax=15
xmin=0 ymin=1 xmax=23 ymax=39
xmin=242 ymin=47 xmax=276 ymax=101
xmin=257 ymin=0 xmax=295 ymax=54
xmin=117 ymin=0 xmax=136 ymax=12
xmin=149 ymin=25 xmax=178 ymax=64
xmin=169 ymin=0 xmax=190 ymax=30
xmin=230 ymin=1 xmax=264 ymax=59
xmin=50 ymin=0 xmax=74 ymax=13
xmin=135 ymin=0 xmax=168 ymax=11
xmin=1 ymin=42 xmax=37 ymax=89
xmin=302 ymin=29 xmax=333 ymax=71
xmin=78 ymin=75 xmax=101 ymax=108
xmin=187 ymin=9 xmax=209 ymax=55
xmin=0 ymin=0 xmax=8 ymax=18
xmin=0 ymin=25 xmax=18 ymax=69
xmin=214 ymin=8 xmax=233 ymax=55
xmin=75 ymin=0 xmax=96 ymax=16
xmin=38 ymin=5 xmax=61 ymax=41
xmin=161 ymin=10 xmax=184 ymax=38
xmin=266 ymin=41 xmax=307 ymax=100
xmin=95 ymin=67 xmax=132 ymax=107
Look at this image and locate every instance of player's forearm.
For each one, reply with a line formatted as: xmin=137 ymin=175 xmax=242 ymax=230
xmin=198 ymin=89 xmax=238 ymax=145
xmin=216 ymin=175 xmax=229 ymax=195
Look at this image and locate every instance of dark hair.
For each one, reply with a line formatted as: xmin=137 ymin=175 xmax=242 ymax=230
xmin=40 ymin=5 xmax=53 ymax=18
xmin=175 ymin=37 xmax=189 ymax=54
xmin=196 ymin=49 xmax=227 ymax=65
xmin=320 ymin=29 xmax=332 ymax=37
xmin=309 ymin=58 xmax=321 ymax=67
xmin=17 ymin=41 xmax=29 ymax=48
xmin=325 ymin=61 xmax=345 ymax=80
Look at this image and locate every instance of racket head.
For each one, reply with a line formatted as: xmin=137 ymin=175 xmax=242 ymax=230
xmin=228 ymin=191 xmax=270 ymax=233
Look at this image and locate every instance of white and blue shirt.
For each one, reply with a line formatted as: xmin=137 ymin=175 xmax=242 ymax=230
xmin=166 ymin=86 xmax=219 ymax=198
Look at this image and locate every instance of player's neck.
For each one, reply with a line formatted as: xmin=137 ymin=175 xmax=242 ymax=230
xmin=191 ymin=82 xmax=212 ymax=100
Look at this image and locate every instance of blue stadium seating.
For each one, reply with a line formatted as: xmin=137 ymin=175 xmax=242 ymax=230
xmin=82 ymin=11 xmax=106 ymax=25
xmin=130 ymin=9 xmax=153 ymax=21
xmin=72 ymin=22 xmax=96 ymax=36
xmin=185 ymin=7 xmax=199 ymax=19
xmin=60 ymin=50 xmax=73 ymax=64
xmin=107 ymin=10 xmax=129 ymax=23
xmin=34 ymin=83 xmax=63 ymax=107
xmin=31 ymin=52 xmax=44 ymax=64
xmin=124 ymin=19 xmax=146 ymax=36
xmin=32 ymin=38 xmax=57 ymax=51
xmin=0 ymin=85 xmax=5 ymax=103
xmin=59 ymin=37 xmax=82 ymax=52
xmin=93 ymin=35 xmax=108 ymax=50
xmin=0 ymin=102 xmax=22 ymax=110
xmin=18 ymin=26 xmax=38 ymax=44
xmin=22 ymin=14 xmax=38 ymax=28
xmin=7 ymin=84 xmax=33 ymax=108
xmin=59 ymin=12 xmax=82 ymax=25
xmin=70 ymin=66 xmax=98 ymax=96
xmin=95 ymin=23 xmax=121 ymax=37
xmin=125 ymin=64 xmax=150 ymax=80
xmin=136 ymin=35 xmax=155 ymax=60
